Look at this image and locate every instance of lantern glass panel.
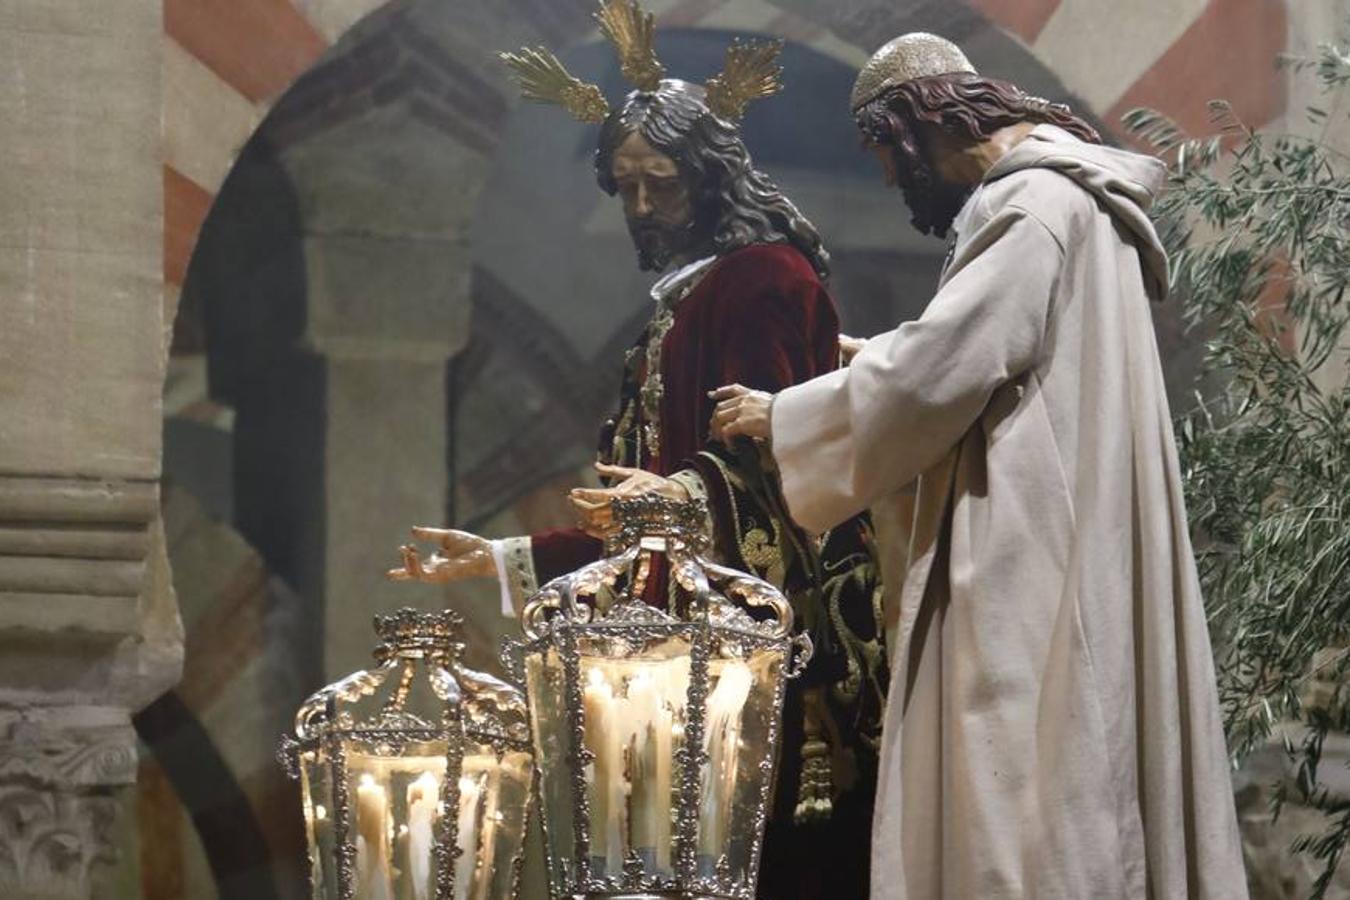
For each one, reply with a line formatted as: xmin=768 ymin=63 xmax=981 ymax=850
xmin=524 ymin=647 xmax=575 ymax=891
xmin=283 ymin=608 xmax=534 ymax=900
xmin=344 ymin=740 xmax=448 ymax=900
xmin=458 ymin=744 xmax=533 ymax=900
xmin=300 ymin=751 xmax=339 ymax=896
xmin=512 ymin=497 xmax=812 ymax=900
xmin=695 ymin=648 xmax=784 ymax=883
xmin=577 ymin=636 xmax=692 ymax=879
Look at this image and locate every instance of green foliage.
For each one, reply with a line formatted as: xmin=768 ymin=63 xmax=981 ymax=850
xmin=1124 ymin=34 xmax=1350 ymax=898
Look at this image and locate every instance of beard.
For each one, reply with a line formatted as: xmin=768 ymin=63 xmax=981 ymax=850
xmin=627 ymin=215 xmax=704 ymax=272
xmin=898 ymin=167 xmax=972 ymax=239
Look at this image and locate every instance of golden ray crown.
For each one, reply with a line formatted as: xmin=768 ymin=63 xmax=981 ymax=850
xmin=595 ymin=0 xmax=665 ymax=92
xmin=500 ymin=0 xmax=784 ymax=125
xmin=499 ymin=45 xmax=611 ymax=124
xmin=705 ymin=38 xmax=784 ymax=122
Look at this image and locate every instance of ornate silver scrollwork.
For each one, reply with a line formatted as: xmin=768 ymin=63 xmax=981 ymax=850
xmin=279 ymin=608 xmax=533 ymax=900
xmin=516 ymin=496 xmax=808 ymax=900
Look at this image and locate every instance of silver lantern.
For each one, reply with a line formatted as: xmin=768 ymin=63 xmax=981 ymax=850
xmin=505 ymin=496 xmax=812 ymax=900
xmin=281 ymin=608 xmax=533 ymax=900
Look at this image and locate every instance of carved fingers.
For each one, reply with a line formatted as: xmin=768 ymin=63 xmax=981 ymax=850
xmin=569 ymin=463 xmax=690 ymax=539
xmin=385 ymin=527 xmax=496 ymax=582
xmin=708 ymin=384 xmax=774 ymax=444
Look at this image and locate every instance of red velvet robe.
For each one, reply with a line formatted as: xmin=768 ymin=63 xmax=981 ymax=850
xmin=528 ymin=243 xmax=884 ymax=898
xmin=531 ymin=242 xmax=837 ymax=576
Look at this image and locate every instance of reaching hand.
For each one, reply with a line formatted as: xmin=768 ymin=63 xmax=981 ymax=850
xmin=386 ymin=527 xmax=496 ymax=582
xmin=569 ymin=463 xmax=690 ymax=540
xmin=708 ymin=384 xmax=774 ymax=445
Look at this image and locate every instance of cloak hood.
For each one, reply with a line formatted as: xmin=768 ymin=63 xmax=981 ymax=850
xmin=986 ymin=124 xmax=1171 ymax=301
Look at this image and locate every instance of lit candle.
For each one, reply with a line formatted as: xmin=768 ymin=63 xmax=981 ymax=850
xmin=625 ymin=671 xmax=666 ymax=868
xmin=455 ymin=773 xmax=483 ymax=899
xmin=624 ymin=673 xmax=649 ymax=863
xmin=471 ymin=766 xmax=502 ymax=900
xmin=652 ymin=684 xmax=674 ymax=869
xmin=654 ymin=657 xmax=689 ymax=871
xmin=698 ymin=661 xmax=753 ymax=867
xmin=356 ymin=772 xmax=393 ymax=900
xmin=582 ymin=666 xmax=625 ymax=875
xmin=405 ymin=771 xmax=439 ymax=900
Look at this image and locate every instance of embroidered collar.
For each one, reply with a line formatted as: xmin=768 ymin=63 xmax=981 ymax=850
xmin=650 ymin=255 xmax=717 ymax=308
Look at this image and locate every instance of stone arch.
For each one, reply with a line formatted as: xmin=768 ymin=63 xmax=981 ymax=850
xmin=162 ymin=0 xmax=1288 ymax=307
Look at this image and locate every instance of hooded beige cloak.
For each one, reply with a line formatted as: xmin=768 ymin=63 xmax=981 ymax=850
xmin=771 ymin=125 xmax=1247 ymax=899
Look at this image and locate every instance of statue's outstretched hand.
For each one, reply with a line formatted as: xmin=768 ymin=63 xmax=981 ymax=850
xmin=569 ymin=463 xmax=689 ymax=540
xmin=386 ymin=527 xmax=496 ymax=582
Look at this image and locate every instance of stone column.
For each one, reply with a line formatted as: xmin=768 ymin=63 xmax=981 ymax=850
xmin=0 ymin=2 xmax=184 ymax=897
xmin=301 ymin=232 xmax=473 ymax=678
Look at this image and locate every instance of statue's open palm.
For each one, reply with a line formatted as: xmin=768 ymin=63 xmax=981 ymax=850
xmin=386 ymin=527 xmax=496 ymax=582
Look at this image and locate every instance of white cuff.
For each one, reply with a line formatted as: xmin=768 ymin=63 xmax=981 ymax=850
xmin=490 ymin=539 xmax=512 ymax=618
xmin=490 ymin=536 xmax=538 ymax=619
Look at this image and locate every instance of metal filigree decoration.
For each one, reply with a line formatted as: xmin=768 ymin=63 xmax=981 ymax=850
xmin=607 ymin=494 xmax=713 ymax=557
xmin=499 ymin=46 xmax=610 ymax=123
xmin=596 ymin=0 xmax=665 ymax=91
xmin=514 ymin=497 xmax=811 ymax=900
xmin=705 ymin=39 xmax=785 ymax=123
xmin=279 ymin=609 xmax=533 ymax=900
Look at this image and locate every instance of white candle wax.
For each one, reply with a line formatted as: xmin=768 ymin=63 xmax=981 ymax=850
xmin=356 ymin=773 xmax=394 ymax=900
xmin=653 ymin=694 xmax=673 ymax=869
xmin=699 ymin=661 xmax=753 ymax=861
xmin=471 ymin=765 xmax=502 ymax=900
xmin=405 ymin=771 xmax=439 ymax=900
xmin=626 ymin=672 xmax=657 ymax=855
xmin=454 ymin=773 xmax=483 ymax=900
xmin=583 ymin=666 xmax=627 ymax=874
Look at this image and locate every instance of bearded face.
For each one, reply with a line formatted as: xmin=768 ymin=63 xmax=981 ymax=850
xmin=891 ymin=142 xmax=972 ymax=239
xmin=859 ymin=103 xmax=972 ymax=239
xmin=609 ymin=131 xmax=705 ymax=272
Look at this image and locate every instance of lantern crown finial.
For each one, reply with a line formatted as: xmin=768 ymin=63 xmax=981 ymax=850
xmin=373 ymin=607 xmax=464 ymax=659
xmin=610 ymin=495 xmax=710 ymax=553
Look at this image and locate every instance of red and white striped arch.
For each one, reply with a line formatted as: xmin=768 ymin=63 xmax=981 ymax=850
xmin=162 ymin=0 xmax=1288 ymax=311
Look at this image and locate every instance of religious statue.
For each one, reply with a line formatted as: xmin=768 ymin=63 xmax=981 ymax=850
xmin=388 ymin=3 xmax=886 ymax=896
xmin=712 ymin=33 xmax=1249 ymax=899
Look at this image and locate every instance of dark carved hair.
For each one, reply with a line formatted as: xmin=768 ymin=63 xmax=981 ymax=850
xmin=596 ymin=80 xmax=830 ymax=279
xmin=856 ymin=72 xmax=1102 ymax=237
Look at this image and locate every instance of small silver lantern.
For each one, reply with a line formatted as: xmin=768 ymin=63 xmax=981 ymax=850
xmin=281 ymin=608 xmax=533 ymax=900
xmin=506 ymin=496 xmax=811 ymax=900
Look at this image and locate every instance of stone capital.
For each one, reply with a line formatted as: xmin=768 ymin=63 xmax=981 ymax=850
xmin=0 ymin=707 xmax=136 ymax=900
xmin=0 ymin=707 xmax=137 ymax=790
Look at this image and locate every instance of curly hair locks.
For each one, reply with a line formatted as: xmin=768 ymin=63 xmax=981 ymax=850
xmin=855 ymin=72 xmax=1101 ymax=237
xmin=596 ymin=80 xmax=830 ymax=279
